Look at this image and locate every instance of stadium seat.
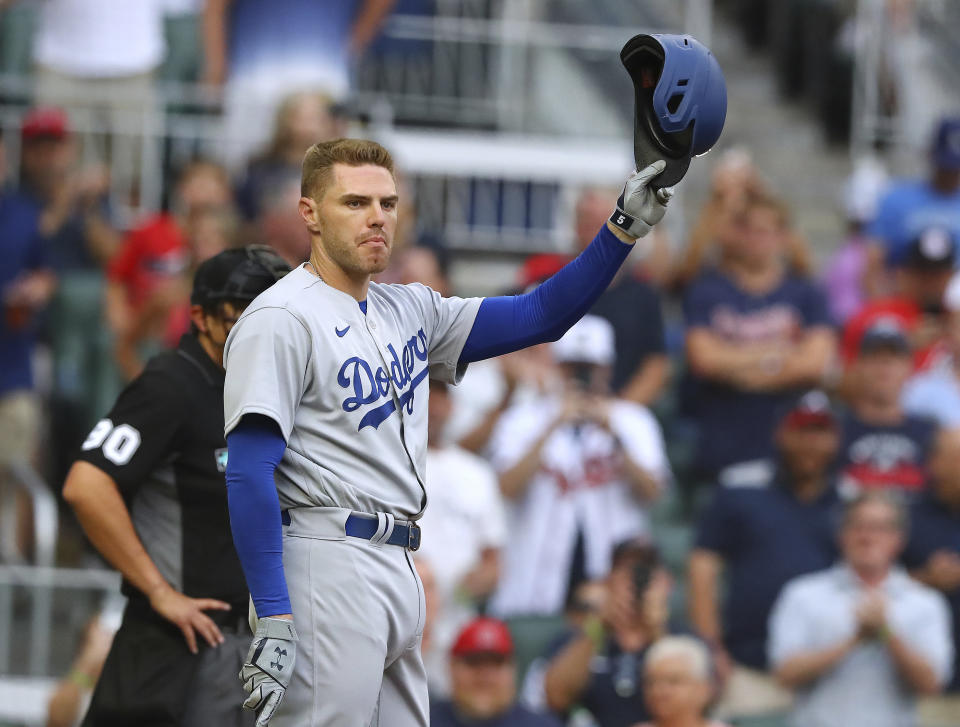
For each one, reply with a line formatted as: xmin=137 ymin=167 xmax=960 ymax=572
xmin=505 ymin=614 xmax=569 ymax=685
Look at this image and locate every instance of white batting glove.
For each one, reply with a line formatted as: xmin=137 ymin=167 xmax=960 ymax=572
xmin=239 ymin=617 xmax=298 ymax=727
xmin=608 ymin=160 xmax=674 ymax=239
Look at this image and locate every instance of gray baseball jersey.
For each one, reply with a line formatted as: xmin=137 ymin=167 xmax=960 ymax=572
xmin=222 ymin=264 xmax=482 ymax=519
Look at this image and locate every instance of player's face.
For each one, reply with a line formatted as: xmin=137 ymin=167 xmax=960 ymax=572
xmin=314 ymin=164 xmax=399 ymax=277
xmin=450 ymin=655 xmax=515 ymax=719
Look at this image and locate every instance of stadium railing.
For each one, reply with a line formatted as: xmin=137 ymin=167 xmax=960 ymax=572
xmin=0 ymin=1 xmax=683 ymax=250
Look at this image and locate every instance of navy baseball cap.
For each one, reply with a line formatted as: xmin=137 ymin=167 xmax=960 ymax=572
xmin=903 ymin=227 xmax=957 ymax=270
xmin=931 ymin=117 xmax=960 ymax=171
xmin=859 ymin=317 xmax=910 ymax=355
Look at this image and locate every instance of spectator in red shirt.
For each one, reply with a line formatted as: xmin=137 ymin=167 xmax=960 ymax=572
xmin=105 ymin=159 xmax=234 ymax=380
xmin=842 ymin=227 xmax=957 ymax=373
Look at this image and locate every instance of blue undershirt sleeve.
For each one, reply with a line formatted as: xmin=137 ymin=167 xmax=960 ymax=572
xmin=225 ymin=414 xmax=291 ymax=617
xmin=459 ymin=224 xmax=633 ymax=363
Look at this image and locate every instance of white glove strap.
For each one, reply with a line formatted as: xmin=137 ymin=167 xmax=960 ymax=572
xmin=256 ymin=617 xmax=299 ymax=642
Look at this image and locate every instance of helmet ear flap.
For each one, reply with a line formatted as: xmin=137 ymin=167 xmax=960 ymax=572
xmin=620 ymin=33 xmax=727 ymax=188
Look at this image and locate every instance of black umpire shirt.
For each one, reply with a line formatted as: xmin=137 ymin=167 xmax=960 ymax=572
xmin=76 ymin=333 xmax=247 ymax=615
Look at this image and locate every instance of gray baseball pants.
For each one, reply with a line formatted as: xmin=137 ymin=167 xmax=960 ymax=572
xmin=258 ymin=507 xmax=429 ymax=727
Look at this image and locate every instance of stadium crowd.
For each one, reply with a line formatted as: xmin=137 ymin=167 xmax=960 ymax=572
xmin=2 ymin=2 xmax=960 ymax=727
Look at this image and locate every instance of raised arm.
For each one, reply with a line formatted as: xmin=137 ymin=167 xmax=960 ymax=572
xmin=459 ymin=162 xmax=672 ymax=364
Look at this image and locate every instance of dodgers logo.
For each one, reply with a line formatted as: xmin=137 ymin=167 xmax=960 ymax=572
xmin=337 ymin=329 xmax=429 ymax=430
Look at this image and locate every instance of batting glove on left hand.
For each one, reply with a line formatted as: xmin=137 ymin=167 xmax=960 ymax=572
xmin=609 ymin=160 xmax=674 ymax=239
xmin=239 ymin=617 xmax=299 ymax=727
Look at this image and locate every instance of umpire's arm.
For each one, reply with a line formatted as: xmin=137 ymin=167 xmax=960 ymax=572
xmin=63 ymin=463 xmax=230 ymax=653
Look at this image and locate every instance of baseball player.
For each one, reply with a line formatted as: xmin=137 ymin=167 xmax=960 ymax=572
xmin=222 ymin=138 xmax=674 ymax=727
xmin=62 ymin=246 xmax=291 ymax=726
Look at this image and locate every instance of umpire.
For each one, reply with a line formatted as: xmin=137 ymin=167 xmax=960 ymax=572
xmin=63 ymin=246 xmax=291 ymax=726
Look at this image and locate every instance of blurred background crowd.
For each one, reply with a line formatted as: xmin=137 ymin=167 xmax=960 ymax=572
xmin=3 ymin=0 xmax=960 ymax=726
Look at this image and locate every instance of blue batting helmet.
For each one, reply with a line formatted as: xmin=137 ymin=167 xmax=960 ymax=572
xmin=620 ymin=33 xmax=727 ymax=187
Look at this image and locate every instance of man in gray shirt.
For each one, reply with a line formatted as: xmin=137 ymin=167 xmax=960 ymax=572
xmin=769 ymin=492 xmax=953 ymax=727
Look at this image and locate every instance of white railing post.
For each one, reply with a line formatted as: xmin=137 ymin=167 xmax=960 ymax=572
xmin=685 ymin=0 xmax=713 ymax=46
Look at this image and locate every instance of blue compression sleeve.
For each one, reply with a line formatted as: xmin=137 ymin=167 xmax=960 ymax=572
xmin=225 ymin=414 xmax=291 ymax=617
xmin=460 ymin=224 xmax=633 ymax=363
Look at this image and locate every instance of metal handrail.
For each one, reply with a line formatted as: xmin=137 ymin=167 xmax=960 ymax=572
xmin=0 ymin=464 xmax=61 ymax=677
xmin=4 ymin=463 xmax=58 ymax=569
xmin=0 ymin=566 xmax=120 ymax=677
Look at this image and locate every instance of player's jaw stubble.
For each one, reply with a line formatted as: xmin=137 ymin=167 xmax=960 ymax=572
xmin=313 ymin=222 xmax=393 ymax=282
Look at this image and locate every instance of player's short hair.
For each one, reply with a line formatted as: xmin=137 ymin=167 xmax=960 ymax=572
xmin=301 ymin=138 xmax=395 ymax=201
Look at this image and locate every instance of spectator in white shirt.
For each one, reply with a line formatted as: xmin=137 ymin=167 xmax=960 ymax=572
xmin=32 ymin=0 xmax=166 ymax=207
xmin=769 ymin=492 xmax=953 ymax=727
xmin=488 ymin=315 xmax=670 ymax=618
xmin=417 ymin=378 xmax=507 ymax=696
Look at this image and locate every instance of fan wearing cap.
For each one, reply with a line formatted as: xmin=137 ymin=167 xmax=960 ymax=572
xmin=903 ymin=272 xmax=960 ymax=427
xmin=688 ymin=390 xmax=841 ymax=721
xmin=0 ymin=125 xmax=58 ymax=552
xmin=509 ymin=189 xmax=670 ymax=411
xmin=431 ymin=618 xmax=561 ymax=727
xmin=16 ymin=106 xmax=120 ymax=271
xmin=487 ymin=316 xmax=671 ymax=619
xmin=842 ymin=225 xmax=958 ymax=372
xmin=62 ymin=247 xmax=290 ymax=727
xmin=864 ymin=116 xmax=960 ymax=294
xmin=837 ymin=317 xmax=938 ymax=500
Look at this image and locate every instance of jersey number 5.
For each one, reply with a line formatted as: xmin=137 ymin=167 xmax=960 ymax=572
xmin=82 ymin=419 xmax=142 ymax=466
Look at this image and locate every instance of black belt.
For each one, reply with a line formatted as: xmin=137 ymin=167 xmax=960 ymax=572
xmin=209 ymin=607 xmax=251 ymax=633
xmin=280 ymin=510 xmax=421 ymax=551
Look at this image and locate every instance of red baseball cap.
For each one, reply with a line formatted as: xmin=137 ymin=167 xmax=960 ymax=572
xmin=518 ymin=254 xmax=568 ymax=291
xmin=451 ymin=617 xmax=513 ymax=658
xmin=21 ymin=107 xmax=69 ymax=141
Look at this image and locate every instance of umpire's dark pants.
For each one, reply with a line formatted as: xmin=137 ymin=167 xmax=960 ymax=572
xmin=82 ymin=602 xmax=253 ymax=727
